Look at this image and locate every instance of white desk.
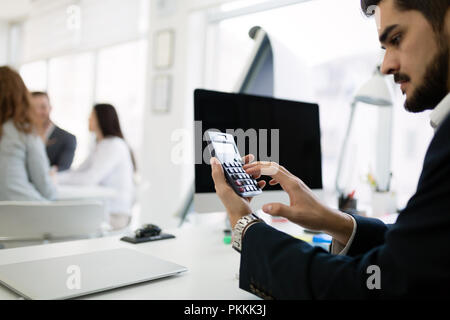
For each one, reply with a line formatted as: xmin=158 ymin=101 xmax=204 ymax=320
xmin=0 ymin=214 xmax=258 ymax=300
xmin=0 ymin=209 xmax=398 ymax=300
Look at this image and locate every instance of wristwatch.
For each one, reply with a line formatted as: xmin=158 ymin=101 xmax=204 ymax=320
xmin=232 ymin=213 xmax=263 ymax=253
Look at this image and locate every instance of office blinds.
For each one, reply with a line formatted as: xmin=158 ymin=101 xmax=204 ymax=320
xmin=22 ymin=0 xmax=149 ymax=62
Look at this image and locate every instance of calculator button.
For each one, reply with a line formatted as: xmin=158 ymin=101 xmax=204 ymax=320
xmin=235 ymin=181 xmax=243 ymax=186
xmin=238 ymin=187 xmax=245 ymax=193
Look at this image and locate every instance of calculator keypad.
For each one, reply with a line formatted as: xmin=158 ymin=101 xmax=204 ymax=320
xmin=222 ymin=161 xmax=261 ymax=197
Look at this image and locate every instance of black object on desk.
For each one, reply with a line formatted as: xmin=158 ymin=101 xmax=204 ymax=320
xmin=338 ymin=192 xmax=358 ymax=212
xmin=121 ymin=224 xmax=175 ymax=244
xmin=121 ymin=233 xmax=175 ymax=244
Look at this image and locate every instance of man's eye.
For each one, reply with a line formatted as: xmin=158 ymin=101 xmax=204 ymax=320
xmin=391 ymin=34 xmax=402 ymax=46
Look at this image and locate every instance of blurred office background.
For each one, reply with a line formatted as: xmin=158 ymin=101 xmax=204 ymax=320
xmin=0 ymin=0 xmax=435 ymax=228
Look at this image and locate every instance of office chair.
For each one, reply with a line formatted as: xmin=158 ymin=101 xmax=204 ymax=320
xmin=0 ymin=201 xmax=106 ymax=249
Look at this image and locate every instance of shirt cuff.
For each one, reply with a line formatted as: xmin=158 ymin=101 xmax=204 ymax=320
xmin=330 ymin=215 xmax=357 ymax=255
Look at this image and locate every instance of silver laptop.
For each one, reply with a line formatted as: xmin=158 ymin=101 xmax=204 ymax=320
xmin=0 ymin=248 xmax=187 ymax=300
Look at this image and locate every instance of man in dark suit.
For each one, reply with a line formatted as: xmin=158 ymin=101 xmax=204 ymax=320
xmin=210 ymin=0 xmax=450 ymax=299
xmin=31 ymin=92 xmax=77 ymax=172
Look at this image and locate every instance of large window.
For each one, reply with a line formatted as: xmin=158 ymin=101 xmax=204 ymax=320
xmin=204 ymin=0 xmax=434 ymax=208
xmin=47 ymin=52 xmax=95 ymax=166
xmin=96 ymin=40 xmax=148 ymax=165
xmin=20 ymin=40 xmax=148 ymax=169
xmin=20 ymin=60 xmax=48 ymax=92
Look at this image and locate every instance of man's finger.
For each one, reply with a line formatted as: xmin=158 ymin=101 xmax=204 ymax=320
xmin=262 ymin=202 xmax=295 ymax=219
xmin=269 ymin=179 xmax=279 ymax=186
xmin=257 ymin=180 xmax=266 ymax=190
xmin=245 ymin=163 xmax=296 ymax=188
xmin=242 ymin=154 xmax=255 ymax=165
xmin=245 ymin=163 xmax=280 ymax=178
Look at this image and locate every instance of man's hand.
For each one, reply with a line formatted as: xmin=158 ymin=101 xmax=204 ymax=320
xmin=210 ymin=155 xmax=266 ymax=228
xmin=243 ymin=161 xmax=354 ymax=245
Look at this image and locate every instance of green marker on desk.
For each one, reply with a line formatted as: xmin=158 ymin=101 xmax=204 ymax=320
xmin=224 ymin=230 xmax=232 ymax=244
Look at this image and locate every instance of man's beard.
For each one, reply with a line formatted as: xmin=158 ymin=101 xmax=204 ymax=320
xmin=401 ymin=40 xmax=449 ymax=113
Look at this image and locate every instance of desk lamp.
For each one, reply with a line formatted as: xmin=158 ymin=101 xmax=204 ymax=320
xmin=335 ymin=66 xmax=394 ymax=198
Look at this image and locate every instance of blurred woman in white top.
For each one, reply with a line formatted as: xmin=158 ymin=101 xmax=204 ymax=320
xmin=58 ymin=104 xmax=135 ymax=230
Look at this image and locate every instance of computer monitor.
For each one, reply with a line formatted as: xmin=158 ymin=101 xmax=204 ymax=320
xmin=194 ymin=89 xmax=323 ymax=213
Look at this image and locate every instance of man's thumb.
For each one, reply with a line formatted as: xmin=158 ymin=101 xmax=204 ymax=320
xmin=262 ymin=203 xmax=293 ymax=218
xmin=210 ymin=157 xmax=227 ymax=187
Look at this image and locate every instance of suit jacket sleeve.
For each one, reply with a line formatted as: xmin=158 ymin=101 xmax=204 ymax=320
xmin=239 ymin=115 xmax=450 ymax=300
xmin=55 ymin=133 xmax=77 ymax=171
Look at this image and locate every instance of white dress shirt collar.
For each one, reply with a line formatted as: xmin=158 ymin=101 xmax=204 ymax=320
xmin=45 ymin=122 xmax=56 ymax=140
xmin=430 ymin=93 xmax=450 ymax=130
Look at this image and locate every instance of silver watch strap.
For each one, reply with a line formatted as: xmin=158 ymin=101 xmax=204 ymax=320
xmin=232 ymin=213 xmax=262 ymax=253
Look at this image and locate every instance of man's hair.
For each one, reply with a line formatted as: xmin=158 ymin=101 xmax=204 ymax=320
xmin=361 ymin=0 xmax=450 ymax=32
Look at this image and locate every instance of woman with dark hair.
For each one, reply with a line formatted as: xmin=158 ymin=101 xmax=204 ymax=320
xmin=0 ymin=66 xmax=57 ymax=201
xmin=58 ymin=104 xmax=135 ymax=230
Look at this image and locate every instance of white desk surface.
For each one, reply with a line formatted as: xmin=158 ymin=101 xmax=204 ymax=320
xmin=0 ymin=210 xmax=398 ymax=300
xmin=0 ymin=213 xmax=259 ymax=300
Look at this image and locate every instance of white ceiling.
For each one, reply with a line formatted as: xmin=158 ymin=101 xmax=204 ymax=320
xmin=0 ymin=0 xmax=32 ymax=21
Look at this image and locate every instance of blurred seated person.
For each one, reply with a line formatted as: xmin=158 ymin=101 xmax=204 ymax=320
xmin=0 ymin=66 xmax=57 ymax=201
xmin=31 ymin=92 xmax=77 ymax=172
xmin=58 ymin=104 xmax=136 ymax=230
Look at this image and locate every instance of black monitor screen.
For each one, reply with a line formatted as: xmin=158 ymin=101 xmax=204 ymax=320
xmin=194 ymin=89 xmax=322 ymax=193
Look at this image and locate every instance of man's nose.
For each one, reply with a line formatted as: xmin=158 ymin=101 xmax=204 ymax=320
xmin=380 ymin=49 xmax=400 ymax=75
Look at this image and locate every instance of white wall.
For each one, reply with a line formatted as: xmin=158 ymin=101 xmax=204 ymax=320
xmin=139 ymin=0 xmax=237 ymax=228
xmin=0 ymin=21 xmax=8 ymax=65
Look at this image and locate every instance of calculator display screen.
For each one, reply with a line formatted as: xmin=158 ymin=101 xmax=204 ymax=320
xmin=212 ymin=141 xmax=237 ymax=161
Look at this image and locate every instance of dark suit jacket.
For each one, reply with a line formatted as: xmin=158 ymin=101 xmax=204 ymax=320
xmin=240 ymin=114 xmax=450 ymax=300
xmin=46 ymin=125 xmax=77 ymax=172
